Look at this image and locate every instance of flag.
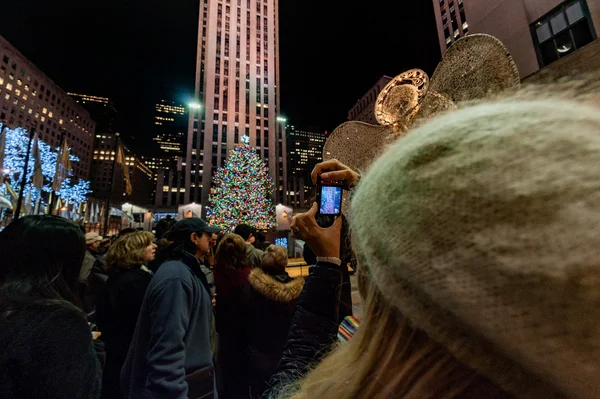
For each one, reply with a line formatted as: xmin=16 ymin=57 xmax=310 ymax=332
xmin=0 ymin=126 xmax=6 ymax=185
xmin=91 ymin=202 xmax=97 ymax=223
xmin=31 ymin=132 xmax=44 ymax=189
xmin=24 ymin=189 xmax=32 ymax=215
xmin=52 ymin=138 xmax=71 ymax=192
xmin=117 ymin=145 xmax=133 ymax=196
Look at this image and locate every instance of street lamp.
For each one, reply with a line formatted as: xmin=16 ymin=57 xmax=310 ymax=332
xmin=189 ymin=103 xmax=202 ymax=110
xmin=276 ymin=116 xmax=287 ymax=123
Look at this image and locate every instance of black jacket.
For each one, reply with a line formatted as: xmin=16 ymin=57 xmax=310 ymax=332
xmin=244 ymin=269 xmax=304 ymax=398
xmin=262 ymin=262 xmax=343 ymax=398
xmin=95 ymin=266 xmax=153 ymax=399
xmin=0 ymin=299 xmax=104 ymax=399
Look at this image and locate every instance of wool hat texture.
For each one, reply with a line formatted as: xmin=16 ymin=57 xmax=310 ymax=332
xmin=351 ymin=98 xmax=600 ymax=398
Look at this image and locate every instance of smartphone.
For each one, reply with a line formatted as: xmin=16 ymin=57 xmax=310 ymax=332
xmin=317 ymin=180 xmax=344 ymax=216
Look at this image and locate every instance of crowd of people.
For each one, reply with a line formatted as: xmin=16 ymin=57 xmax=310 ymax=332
xmin=2 ymin=91 xmax=600 ymax=398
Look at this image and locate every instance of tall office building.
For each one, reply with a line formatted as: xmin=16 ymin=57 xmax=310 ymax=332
xmin=433 ymin=0 xmax=470 ymax=52
xmin=348 ymin=75 xmax=393 ymax=124
xmin=91 ymin=134 xmax=154 ymax=206
xmin=152 ymin=100 xmax=188 ymax=208
xmin=185 ymin=0 xmax=287 ymax=211
xmin=433 ymin=0 xmax=599 ymax=78
xmin=69 ymin=92 xmax=118 ymax=135
xmin=286 ymin=125 xmax=326 ymax=209
xmin=154 ymin=100 xmax=187 ymax=161
xmin=0 ymin=35 xmax=95 ymax=180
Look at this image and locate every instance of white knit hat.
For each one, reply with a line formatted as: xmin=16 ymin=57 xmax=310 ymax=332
xmin=351 ymin=98 xmax=600 ymax=398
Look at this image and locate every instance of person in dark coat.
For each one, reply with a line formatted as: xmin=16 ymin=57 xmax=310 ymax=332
xmin=262 ymin=207 xmax=345 ymax=399
xmin=121 ymin=218 xmax=220 ymax=399
xmin=244 ymin=245 xmax=304 ymax=398
xmin=213 ymin=233 xmax=253 ymax=398
xmin=0 ymin=215 xmax=104 ymax=399
xmin=95 ymin=231 xmax=157 ymax=399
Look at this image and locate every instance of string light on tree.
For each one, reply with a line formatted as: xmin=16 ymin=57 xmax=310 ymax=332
xmin=207 ymin=135 xmax=277 ymax=231
xmin=0 ymin=124 xmax=92 ymax=212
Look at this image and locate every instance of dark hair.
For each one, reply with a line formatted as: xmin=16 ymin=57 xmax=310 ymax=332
xmin=215 ymin=233 xmax=248 ymax=270
xmin=254 ymin=231 xmax=265 ymax=242
xmin=234 ymin=224 xmax=252 ymax=241
xmin=0 ymin=215 xmax=86 ymax=307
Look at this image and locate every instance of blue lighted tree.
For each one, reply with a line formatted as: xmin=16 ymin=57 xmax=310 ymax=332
xmin=0 ymin=124 xmax=92 ymax=213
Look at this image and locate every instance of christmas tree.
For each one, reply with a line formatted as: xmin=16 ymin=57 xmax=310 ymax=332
xmin=207 ymin=136 xmax=277 ymax=231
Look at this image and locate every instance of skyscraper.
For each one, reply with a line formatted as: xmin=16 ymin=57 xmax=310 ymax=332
xmin=69 ymin=92 xmax=118 ymax=135
xmin=185 ymin=0 xmax=287 ymax=211
xmin=286 ymin=125 xmax=326 ymax=209
xmin=154 ymin=100 xmax=187 ymax=162
xmin=433 ymin=0 xmax=470 ymax=54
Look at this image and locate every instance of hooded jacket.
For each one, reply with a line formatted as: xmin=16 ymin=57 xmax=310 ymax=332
xmin=244 ymin=268 xmax=304 ymax=398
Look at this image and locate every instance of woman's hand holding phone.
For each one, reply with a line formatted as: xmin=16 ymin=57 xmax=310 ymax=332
xmin=312 ymin=159 xmax=361 ymax=190
xmin=290 ymin=203 xmax=342 ymax=258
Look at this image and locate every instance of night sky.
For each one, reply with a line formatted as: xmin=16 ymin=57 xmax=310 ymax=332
xmin=0 ymin=0 xmax=440 ymax=154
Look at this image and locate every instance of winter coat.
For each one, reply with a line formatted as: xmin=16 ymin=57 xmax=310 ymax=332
xmin=0 ymin=299 xmax=104 ymax=399
xmin=95 ymin=266 xmax=153 ymax=399
xmin=262 ymin=262 xmax=343 ymax=398
xmin=213 ymin=265 xmax=252 ymax=398
xmin=121 ymin=251 xmax=215 ymax=399
xmin=244 ymin=269 xmax=304 ymax=398
xmin=245 ymin=243 xmax=265 ymax=269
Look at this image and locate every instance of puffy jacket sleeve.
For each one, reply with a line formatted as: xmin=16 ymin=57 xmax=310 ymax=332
xmin=263 ymin=262 xmax=343 ymax=398
xmin=145 ymin=278 xmax=193 ymax=399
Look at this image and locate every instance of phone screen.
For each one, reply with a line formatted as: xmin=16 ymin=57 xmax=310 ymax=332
xmin=319 ymin=185 xmax=343 ymax=215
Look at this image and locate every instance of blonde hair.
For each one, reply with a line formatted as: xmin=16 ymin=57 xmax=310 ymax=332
xmin=215 ymin=233 xmax=247 ymax=270
xmin=285 ymin=275 xmax=510 ymax=399
xmin=261 ymin=245 xmax=287 ymax=272
xmin=106 ymin=231 xmax=154 ymax=270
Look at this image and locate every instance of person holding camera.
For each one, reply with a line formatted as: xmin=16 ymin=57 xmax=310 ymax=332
xmin=266 ymin=96 xmax=600 ymax=398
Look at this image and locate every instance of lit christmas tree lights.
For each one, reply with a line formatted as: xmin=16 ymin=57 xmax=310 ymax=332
xmin=207 ymin=136 xmax=277 ymax=231
xmin=0 ymin=124 xmax=92 ymax=213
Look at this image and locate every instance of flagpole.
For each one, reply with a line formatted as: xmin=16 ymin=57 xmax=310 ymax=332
xmin=103 ymin=132 xmax=120 ymax=236
xmin=14 ymin=126 xmax=36 ymax=220
xmin=49 ymin=129 xmax=66 ymax=215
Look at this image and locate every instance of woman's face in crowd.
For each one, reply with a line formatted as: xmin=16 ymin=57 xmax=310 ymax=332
xmin=143 ymin=242 xmax=158 ymax=263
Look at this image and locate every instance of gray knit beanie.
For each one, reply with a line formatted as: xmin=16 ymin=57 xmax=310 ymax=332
xmin=351 ymin=98 xmax=600 ymax=398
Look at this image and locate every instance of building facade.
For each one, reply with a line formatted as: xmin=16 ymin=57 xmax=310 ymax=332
xmin=0 ymin=35 xmax=95 ymax=180
xmin=91 ymin=134 xmax=155 ymax=207
xmin=348 ymin=76 xmax=392 ymax=124
xmin=433 ymin=0 xmax=600 ymax=77
xmin=185 ymin=0 xmax=287 ymax=211
xmin=154 ymin=100 xmax=187 ymax=161
xmin=286 ymin=125 xmax=326 ymax=209
xmin=150 ymin=100 xmax=188 ymax=208
xmin=69 ymin=92 xmax=118 ymax=135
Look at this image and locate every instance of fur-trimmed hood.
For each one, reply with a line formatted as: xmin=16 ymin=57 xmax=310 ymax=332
xmin=248 ymin=268 xmax=304 ymax=303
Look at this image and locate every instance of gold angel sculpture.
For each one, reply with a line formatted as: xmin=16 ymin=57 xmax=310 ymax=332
xmin=323 ymin=34 xmax=521 ymax=176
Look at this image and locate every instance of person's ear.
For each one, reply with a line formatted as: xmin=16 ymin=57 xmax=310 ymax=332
xmin=190 ymin=232 xmax=198 ymax=245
